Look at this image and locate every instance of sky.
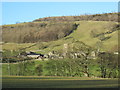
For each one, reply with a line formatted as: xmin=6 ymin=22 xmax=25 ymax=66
xmin=1 ymin=0 xmax=120 ymax=2
xmin=2 ymin=2 xmax=118 ymax=25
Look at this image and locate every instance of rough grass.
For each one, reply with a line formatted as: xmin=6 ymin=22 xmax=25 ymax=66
xmin=2 ymin=43 xmax=38 ymax=51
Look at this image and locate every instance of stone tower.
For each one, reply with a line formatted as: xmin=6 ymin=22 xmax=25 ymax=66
xmin=63 ymin=43 xmax=68 ymax=58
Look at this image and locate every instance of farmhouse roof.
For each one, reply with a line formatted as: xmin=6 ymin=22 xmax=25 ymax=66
xmin=27 ymin=52 xmax=44 ymax=57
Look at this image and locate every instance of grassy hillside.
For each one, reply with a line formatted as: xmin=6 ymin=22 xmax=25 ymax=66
xmin=2 ymin=21 xmax=119 ymax=53
xmin=68 ymin=21 xmax=118 ymax=51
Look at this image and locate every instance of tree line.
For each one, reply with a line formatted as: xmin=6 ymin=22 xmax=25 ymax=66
xmin=34 ymin=13 xmax=118 ymax=22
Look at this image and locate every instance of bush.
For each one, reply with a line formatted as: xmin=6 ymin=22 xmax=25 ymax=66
xmin=35 ymin=64 xmax=43 ymax=76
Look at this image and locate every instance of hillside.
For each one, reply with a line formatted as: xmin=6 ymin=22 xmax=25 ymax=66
xmin=33 ymin=13 xmax=118 ymax=22
xmin=38 ymin=21 xmax=119 ymax=53
xmin=2 ymin=22 xmax=79 ymax=43
xmin=1 ymin=13 xmax=119 ymax=53
xmin=2 ymin=21 xmax=119 ymax=53
xmin=2 ymin=13 xmax=119 ymax=78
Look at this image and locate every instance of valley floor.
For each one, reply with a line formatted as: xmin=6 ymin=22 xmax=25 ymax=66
xmin=1 ymin=76 xmax=119 ymax=88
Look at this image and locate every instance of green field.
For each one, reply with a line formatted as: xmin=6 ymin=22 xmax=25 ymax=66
xmin=2 ymin=76 xmax=119 ymax=88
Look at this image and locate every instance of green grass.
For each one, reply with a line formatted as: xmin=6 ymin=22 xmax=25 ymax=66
xmin=2 ymin=60 xmax=45 ymax=76
xmin=2 ymin=76 xmax=119 ymax=88
xmin=2 ymin=43 xmax=39 ymax=51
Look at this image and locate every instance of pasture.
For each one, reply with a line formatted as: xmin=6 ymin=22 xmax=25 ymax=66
xmin=2 ymin=76 xmax=119 ymax=88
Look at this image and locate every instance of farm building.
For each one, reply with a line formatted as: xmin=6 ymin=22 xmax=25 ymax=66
xmin=26 ymin=52 xmax=44 ymax=59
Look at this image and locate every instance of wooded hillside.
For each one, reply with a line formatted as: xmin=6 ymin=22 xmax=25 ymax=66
xmin=2 ymin=22 xmax=79 ymax=43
